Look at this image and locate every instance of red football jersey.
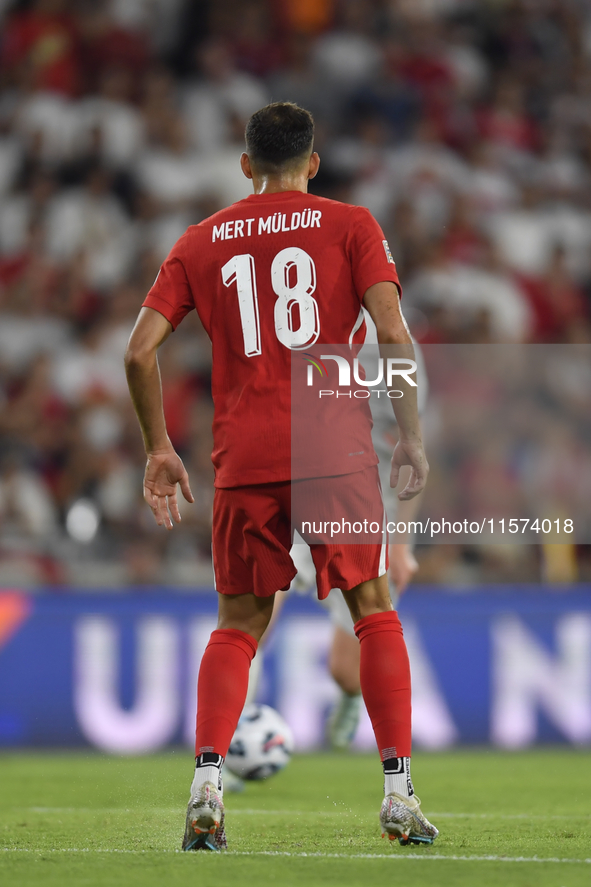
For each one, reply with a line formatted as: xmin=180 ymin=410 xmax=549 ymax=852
xmin=144 ymin=190 xmax=400 ymax=488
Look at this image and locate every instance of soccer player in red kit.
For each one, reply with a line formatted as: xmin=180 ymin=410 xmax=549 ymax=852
xmin=125 ymin=102 xmax=438 ymax=851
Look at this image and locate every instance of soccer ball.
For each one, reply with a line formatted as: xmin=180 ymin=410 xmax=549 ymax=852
xmin=226 ymin=704 xmax=294 ymax=780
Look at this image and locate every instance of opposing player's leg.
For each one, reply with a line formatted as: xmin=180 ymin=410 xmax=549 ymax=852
xmin=183 ymin=591 xmax=275 ymax=851
xmin=326 ymin=624 xmax=362 ymax=748
xmin=342 ymin=575 xmax=438 ymax=846
xmin=329 ymin=616 xmax=361 ymax=694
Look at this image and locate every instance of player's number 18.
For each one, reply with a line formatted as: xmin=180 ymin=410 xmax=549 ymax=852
xmin=221 ymin=248 xmax=321 ymax=355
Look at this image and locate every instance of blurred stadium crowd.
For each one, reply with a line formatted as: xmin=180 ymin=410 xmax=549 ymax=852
xmin=0 ymin=0 xmax=590 ymax=588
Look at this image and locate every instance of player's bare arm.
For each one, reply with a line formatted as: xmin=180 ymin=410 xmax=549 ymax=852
xmin=364 ymin=281 xmax=428 ymax=500
xmin=124 ymin=306 xmax=194 ymax=529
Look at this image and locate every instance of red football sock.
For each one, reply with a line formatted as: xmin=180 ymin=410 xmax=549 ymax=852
xmin=195 ymin=628 xmax=258 ymax=758
xmin=354 ymin=611 xmax=412 ymax=759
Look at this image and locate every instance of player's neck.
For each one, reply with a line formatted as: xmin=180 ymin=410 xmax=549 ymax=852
xmin=252 ymin=173 xmax=309 ymax=195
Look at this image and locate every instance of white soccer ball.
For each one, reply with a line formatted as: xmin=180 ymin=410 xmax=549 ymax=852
xmin=226 ymin=704 xmax=294 ymax=780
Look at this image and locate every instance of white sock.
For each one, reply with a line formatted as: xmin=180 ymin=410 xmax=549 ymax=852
xmin=383 ymin=756 xmax=414 ymax=799
xmin=191 ymin=753 xmax=223 ymax=798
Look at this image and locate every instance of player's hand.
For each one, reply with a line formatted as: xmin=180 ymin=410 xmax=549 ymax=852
xmin=143 ymin=449 xmax=194 ymax=529
xmin=390 ymin=438 xmax=429 ymax=500
xmin=389 ymin=543 xmax=418 ymax=595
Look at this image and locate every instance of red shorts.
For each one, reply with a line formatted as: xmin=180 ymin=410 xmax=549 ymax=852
xmin=212 ymin=465 xmax=388 ymax=600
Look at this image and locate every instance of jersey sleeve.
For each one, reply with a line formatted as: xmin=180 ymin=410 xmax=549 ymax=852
xmin=348 ymin=206 xmax=401 ymax=301
xmin=143 ymin=233 xmax=194 ymax=330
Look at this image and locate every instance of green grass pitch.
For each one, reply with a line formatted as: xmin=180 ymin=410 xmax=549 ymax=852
xmin=1 ymin=749 xmax=590 ymax=887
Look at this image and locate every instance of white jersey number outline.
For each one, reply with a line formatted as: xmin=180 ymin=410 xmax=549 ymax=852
xmin=222 ymin=248 xmax=320 ymax=355
xmin=221 ymin=253 xmax=261 ymax=357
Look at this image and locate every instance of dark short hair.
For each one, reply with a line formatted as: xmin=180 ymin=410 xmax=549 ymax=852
xmin=245 ymin=102 xmax=314 ymax=170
